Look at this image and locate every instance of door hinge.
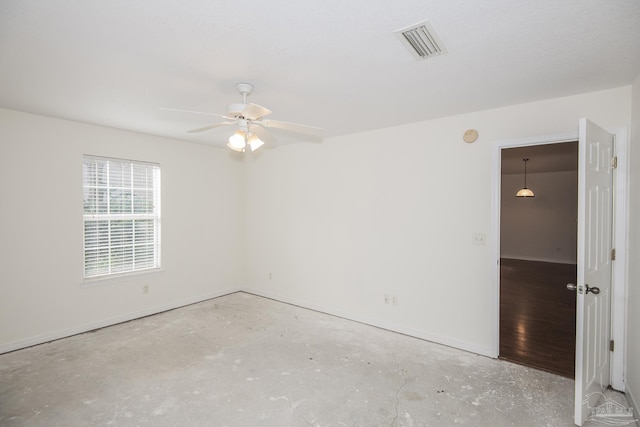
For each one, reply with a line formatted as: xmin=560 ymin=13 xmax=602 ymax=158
xmin=610 ymin=340 xmax=615 ymax=352
xmin=612 ymin=156 xmax=618 ymax=169
xmin=611 ymin=248 xmax=616 ymax=261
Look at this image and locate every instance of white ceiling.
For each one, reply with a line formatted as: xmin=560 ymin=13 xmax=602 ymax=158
xmin=1 ymin=1 xmax=639 ymax=148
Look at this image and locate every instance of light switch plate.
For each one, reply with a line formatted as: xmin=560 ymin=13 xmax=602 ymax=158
xmin=472 ymin=233 xmax=487 ymax=245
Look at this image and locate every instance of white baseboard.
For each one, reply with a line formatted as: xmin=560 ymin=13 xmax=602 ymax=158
xmin=0 ymin=287 xmax=241 ymax=355
xmin=2 ymin=287 xmax=493 ymax=359
xmin=625 ymin=384 xmax=639 ymax=427
xmin=500 ymin=255 xmax=577 ymax=264
xmin=241 ymin=287 xmax=494 ymax=358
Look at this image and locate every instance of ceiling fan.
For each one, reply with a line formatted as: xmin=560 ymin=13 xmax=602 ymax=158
xmin=162 ymin=83 xmax=323 ymax=152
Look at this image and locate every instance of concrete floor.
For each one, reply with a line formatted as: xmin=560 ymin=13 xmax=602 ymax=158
xmin=0 ymin=292 xmax=634 ymax=426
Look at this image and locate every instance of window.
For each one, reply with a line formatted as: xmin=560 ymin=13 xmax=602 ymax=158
xmin=83 ymin=156 xmax=161 ymax=279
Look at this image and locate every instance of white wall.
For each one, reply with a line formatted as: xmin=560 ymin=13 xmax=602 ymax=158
xmin=0 ymin=85 xmax=634 ymax=363
xmin=243 ymin=87 xmax=631 ymax=356
xmin=0 ymin=109 xmax=244 ymax=352
xmin=626 ymin=73 xmax=640 ymax=416
xmin=501 ymin=171 xmax=578 ymax=264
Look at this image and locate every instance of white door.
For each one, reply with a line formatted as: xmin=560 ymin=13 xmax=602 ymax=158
xmin=573 ymin=118 xmax=614 ymax=425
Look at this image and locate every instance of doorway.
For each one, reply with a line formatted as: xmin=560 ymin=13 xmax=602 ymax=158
xmin=499 ymin=142 xmax=578 ymax=377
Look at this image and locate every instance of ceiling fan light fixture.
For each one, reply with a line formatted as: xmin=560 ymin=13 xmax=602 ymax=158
xmin=228 ymin=130 xmax=246 ymax=152
xmin=169 ymin=82 xmax=323 ymax=151
xmin=247 ymin=133 xmax=264 ymax=151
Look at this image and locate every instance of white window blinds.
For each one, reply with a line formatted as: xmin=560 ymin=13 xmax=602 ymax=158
xmin=83 ymin=156 xmax=161 ymax=279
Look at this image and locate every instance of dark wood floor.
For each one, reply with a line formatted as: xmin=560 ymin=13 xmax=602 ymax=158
xmin=499 ymin=258 xmax=577 ymax=378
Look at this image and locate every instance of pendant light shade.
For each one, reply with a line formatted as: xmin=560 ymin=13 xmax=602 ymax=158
xmin=516 ymin=158 xmax=535 ymax=197
xmin=516 ymin=187 xmax=535 ymax=197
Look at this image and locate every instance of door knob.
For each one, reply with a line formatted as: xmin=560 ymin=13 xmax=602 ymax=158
xmin=585 ymin=284 xmax=600 ymax=295
xmin=566 ymin=283 xmax=577 ymax=291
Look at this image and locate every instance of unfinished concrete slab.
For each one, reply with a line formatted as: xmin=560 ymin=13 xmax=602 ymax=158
xmin=0 ymin=292 xmax=634 ymax=426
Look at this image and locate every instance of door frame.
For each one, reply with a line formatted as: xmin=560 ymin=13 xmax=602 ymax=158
xmin=491 ymin=126 xmax=628 ymax=391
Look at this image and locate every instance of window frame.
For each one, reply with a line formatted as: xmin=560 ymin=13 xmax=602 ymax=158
xmin=82 ymin=155 xmax=161 ymax=282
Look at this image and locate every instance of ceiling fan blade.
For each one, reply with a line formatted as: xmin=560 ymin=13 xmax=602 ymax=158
xmin=160 ymin=107 xmax=234 ymax=120
xmin=260 ymin=119 xmax=323 ymax=140
xmin=242 ymin=103 xmax=272 ymax=120
xmin=188 ymin=121 xmax=236 ymax=133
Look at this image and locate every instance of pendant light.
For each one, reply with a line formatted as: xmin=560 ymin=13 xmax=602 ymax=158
xmin=516 ymin=158 xmax=535 ymax=197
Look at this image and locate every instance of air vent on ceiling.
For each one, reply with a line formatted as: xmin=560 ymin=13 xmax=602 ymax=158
xmin=395 ymin=21 xmax=447 ymax=60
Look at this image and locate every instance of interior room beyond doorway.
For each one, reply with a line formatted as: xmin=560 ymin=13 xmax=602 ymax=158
xmin=499 ymin=142 xmax=578 ymax=377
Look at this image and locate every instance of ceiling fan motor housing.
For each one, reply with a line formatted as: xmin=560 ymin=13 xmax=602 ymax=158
xmin=226 ymin=103 xmax=248 ymax=118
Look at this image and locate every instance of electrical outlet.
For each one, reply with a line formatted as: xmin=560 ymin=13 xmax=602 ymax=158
xmin=268 ymin=272 xmax=272 ymax=280
xmin=143 ymin=284 xmax=149 ymax=294
xmin=392 ymin=295 xmax=398 ymax=306
xmin=384 ymin=294 xmax=390 ymax=304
